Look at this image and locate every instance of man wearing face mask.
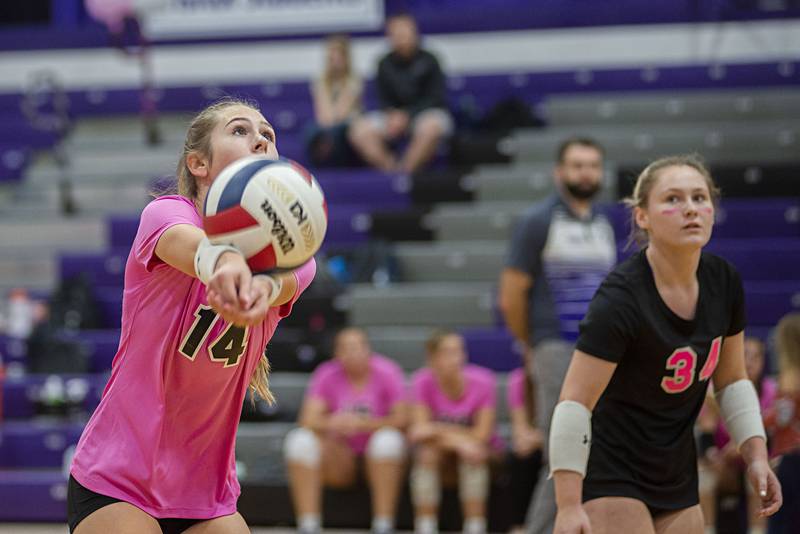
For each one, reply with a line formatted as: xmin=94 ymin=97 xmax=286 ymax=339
xmin=498 ymin=137 xmax=617 ymax=534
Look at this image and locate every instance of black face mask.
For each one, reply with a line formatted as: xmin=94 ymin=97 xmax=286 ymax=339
xmin=565 ymin=181 xmax=601 ymax=201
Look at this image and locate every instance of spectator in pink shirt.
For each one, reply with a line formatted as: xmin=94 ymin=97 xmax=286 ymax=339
xmin=284 ymin=328 xmax=408 ymax=534
xmin=409 ymin=330 xmax=497 ymax=534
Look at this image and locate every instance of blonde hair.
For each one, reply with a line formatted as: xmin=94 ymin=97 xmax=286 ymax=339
xmin=425 ymin=328 xmax=460 ymax=355
xmin=623 ymin=154 xmax=720 ymax=249
xmin=322 ymin=34 xmax=352 ymax=89
xmin=776 ymin=313 xmax=800 ymax=374
xmin=172 ymin=97 xmax=274 ymax=405
xmin=174 ymin=97 xmax=260 ymax=201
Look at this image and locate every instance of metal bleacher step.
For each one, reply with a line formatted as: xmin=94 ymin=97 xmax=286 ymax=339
xmin=26 ymin=146 xmax=180 ymax=184
xmin=0 ymin=218 xmax=106 ymax=251
xmin=235 ymin=421 xmax=294 ymax=483
xmin=65 ymin=114 xmax=193 ymax=151
xmin=424 ymin=201 xmax=529 ymax=242
xmin=465 ymin=162 xmax=618 ymax=203
xmin=503 ymin=120 xmax=800 ymax=165
xmin=364 ymin=326 xmax=434 ymax=371
xmin=0 ymin=251 xmax=56 ymax=292
xmin=14 ymin=181 xmax=151 ymax=214
xmin=394 ymin=240 xmax=505 ymax=283
xmin=544 ymin=89 xmax=800 ymax=127
xmin=345 ymin=282 xmax=495 ymax=327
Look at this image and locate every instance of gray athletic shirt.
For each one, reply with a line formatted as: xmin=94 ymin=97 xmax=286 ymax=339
xmin=506 ymin=194 xmax=617 ymax=346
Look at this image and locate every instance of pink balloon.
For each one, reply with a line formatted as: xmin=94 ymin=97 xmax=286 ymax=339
xmin=85 ymin=0 xmax=135 ymax=33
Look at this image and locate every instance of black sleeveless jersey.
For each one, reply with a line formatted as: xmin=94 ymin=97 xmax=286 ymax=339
xmin=576 ymin=249 xmax=746 ymax=510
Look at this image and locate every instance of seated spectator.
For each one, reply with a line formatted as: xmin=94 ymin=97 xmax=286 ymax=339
xmin=306 ymin=34 xmax=363 ymax=167
xmin=506 ymin=352 xmax=543 ymax=534
xmin=409 ymin=330 xmax=496 ymax=534
xmin=284 ymin=327 xmax=407 ymax=534
xmin=764 ymin=313 xmax=800 ymax=533
xmin=698 ymin=336 xmax=777 ymax=533
xmin=348 ymin=13 xmax=453 ymax=174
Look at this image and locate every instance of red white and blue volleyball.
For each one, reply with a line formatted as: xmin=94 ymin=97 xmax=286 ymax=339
xmin=203 ymin=156 xmax=327 ymax=272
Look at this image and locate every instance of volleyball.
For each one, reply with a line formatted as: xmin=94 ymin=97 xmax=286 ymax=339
xmin=203 ymin=156 xmax=327 ymax=272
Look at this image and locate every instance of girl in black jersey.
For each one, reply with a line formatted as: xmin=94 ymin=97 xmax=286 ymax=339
xmin=549 ymin=155 xmax=782 ymax=534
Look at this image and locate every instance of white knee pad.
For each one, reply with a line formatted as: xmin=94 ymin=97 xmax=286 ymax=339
xmin=283 ymin=427 xmax=320 ymax=467
xmin=366 ymin=427 xmax=406 ymax=461
xmin=458 ymin=462 xmax=489 ymax=501
xmin=411 ymin=466 xmax=441 ymax=507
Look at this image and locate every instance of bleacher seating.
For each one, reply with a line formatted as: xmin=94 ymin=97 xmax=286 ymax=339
xmin=1 ymin=47 xmax=799 ymax=530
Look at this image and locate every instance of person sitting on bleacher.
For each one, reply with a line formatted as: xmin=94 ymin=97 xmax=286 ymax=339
xmin=348 ymin=12 xmax=453 ymax=175
xmin=284 ymin=327 xmax=408 ymax=534
xmin=306 ymin=34 xmax=364 ymax=167
xmin=506 ymin=352 xmax=544 ymax=534
xmin=409 ymin=329 xmax=497 ymax=534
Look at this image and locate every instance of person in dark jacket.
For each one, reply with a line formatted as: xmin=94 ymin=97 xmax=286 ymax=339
xmin=348 ymin=13 xmax=453 ymax=174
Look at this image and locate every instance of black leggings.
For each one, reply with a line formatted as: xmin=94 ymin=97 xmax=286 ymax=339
xmin=507 ymin=449 xmax=543 ymax=525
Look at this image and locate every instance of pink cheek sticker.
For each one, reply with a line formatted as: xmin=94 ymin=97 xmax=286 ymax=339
xmin=700 ymin=207 xmax=713 ymax=214
xmin=660 ymin=208 xmax=680 ymax=215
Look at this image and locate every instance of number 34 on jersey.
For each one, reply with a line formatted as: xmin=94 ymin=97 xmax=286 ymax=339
xmin=661 ymin=336 xmax=722 ymax=394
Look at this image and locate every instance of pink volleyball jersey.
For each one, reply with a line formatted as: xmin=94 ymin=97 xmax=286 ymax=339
xmin=507 ymin=367 xmax=526 ymax=411
xmin=70 ymin=195 xmax=316 ymax=519
xmin=411 ymin=364 xmax=496 ymax=426
xmin=307 ymin=354 xmax=406 ymax=453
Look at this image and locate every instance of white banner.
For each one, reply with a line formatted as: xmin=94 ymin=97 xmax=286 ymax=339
xmin=141 ymin=0 xmax=385 ymax=39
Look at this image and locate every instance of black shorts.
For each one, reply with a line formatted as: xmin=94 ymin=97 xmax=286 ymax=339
xmin=583 ymin=487 xmax=682 ymax=518
xmin=67 ymin=475 xmax=203 ymax=534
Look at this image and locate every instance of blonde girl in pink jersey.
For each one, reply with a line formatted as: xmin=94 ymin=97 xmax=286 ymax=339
xmin=68 ymin=98 xmax=316 ymax=534
xmin=409 ymin=330 xmax=497 ymax=534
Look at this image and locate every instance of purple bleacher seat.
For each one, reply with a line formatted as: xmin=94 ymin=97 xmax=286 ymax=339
xmin=59 ymin=249 xmax=129 ymax=288
xmin=705 ymin=238 xmax=800 ymax=281
xmin=275 ymin=133 xmax=307 ymax=161
xmin=744 ymin=281 xmax=800 ymax=327
xmin=94 ymin=287 xmax=124 ymax=329
xmin=487 ymin=277 xmax=798 ymax=331
xmin=715 ymin=199 xmax=800 ymax=239
xmin=69 ymin=82 xmax=314 ymax=121
xmin=0 ymin=115 xmax=59 ymax=147
xmin=0 ymin=469 xmax=68 ymax=521
xmin=322 ymin=205 xmax=372 ymax=246
xmin=462 ymin=327 xmax=521 ymax=372
xmin=0 ymin=421 xmax=83 ymax=468
xmin=0 ymin=143 xmax=31 ymax=182
xmin=618 ymin=238 xmax=800 ymax=282
xmin=108 ymin=214 xmax=140 ymax=248
xmin=606 ymin=198 xmax=800 ymax=240
xmin=0 ymin=334 xmax=28 ymax=370
xmin=2 ymin=330 xmax=119 ymax=375
xmin=316 ymin=175 xmax=410 ymax=208
xmin=59 ymin=329 xmax=120 ymax=373
xmin=2 ymin=373 xmax=107 ymax=420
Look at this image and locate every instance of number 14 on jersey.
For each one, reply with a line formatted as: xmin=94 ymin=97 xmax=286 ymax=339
xmin=179 ymin=305 xmax=249 ymax=368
